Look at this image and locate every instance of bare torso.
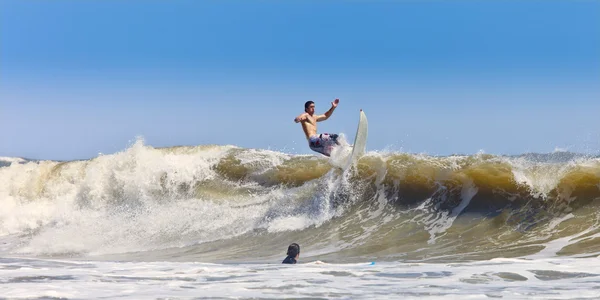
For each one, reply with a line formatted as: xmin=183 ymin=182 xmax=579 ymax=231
xmin=300 ymin=114 xmax=318 ymax=140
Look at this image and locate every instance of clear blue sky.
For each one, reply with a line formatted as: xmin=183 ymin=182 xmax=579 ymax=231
xmin=1 ymin=0 xmax=599 ymax=160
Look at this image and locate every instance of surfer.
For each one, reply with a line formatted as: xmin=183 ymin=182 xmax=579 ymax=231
xmin=294 ymin=99 xmax=341 ymax=156
xmin=282 ymin=243 xmax=300 ymax=264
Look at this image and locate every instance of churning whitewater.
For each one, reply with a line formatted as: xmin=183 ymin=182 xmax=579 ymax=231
xmin=2 ymin=139 xmax=600 ymax=264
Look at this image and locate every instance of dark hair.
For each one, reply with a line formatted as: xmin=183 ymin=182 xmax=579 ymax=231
xmin=304 ymin=101 xmax=314 ymax=112
xmin=287 ymin=243 xmax=300 ymax=257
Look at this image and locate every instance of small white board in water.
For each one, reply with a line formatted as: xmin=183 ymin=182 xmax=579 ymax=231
xmin=344 ymin=109 xmax=368 ymax=170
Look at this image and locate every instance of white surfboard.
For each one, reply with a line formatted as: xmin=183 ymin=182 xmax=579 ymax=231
xmin=344 ymin=109 xmax=368 ymax=171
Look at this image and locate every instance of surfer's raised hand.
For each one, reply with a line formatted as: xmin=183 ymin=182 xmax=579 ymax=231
xmin=331 ymin=99 xmax=339 ymax=108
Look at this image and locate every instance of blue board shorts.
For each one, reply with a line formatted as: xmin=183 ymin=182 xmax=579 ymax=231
xmin=309 ymin=133 xmax=340 ymax=157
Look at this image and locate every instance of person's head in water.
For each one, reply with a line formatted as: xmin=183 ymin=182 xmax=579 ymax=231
xmin=288 ymin=243 xmax=300 ymax=258
xmin=304 ymin=101 xmax=315 ymax=115
xmin=282 ymin=243 xmax=300 ymax=264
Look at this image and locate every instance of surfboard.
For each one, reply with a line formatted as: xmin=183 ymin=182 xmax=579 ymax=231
xmin=344 ymin=109 xmax=368 ymax=171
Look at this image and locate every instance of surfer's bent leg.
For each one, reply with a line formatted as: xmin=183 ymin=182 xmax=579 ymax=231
xmin=329 ymin=134 xmax=340 ymax=145
xmin=309 ymin=134 xmax=339 ymax=157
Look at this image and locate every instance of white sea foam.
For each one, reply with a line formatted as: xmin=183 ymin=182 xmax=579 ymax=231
xmin=0 ymin=157 xmax=25 ymax=164
xmin=1 ymin=256 xmax=599 ymax=299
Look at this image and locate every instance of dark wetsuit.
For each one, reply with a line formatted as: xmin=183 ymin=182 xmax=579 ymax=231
xmin=282 ymin=256 xmax=297 ymax=264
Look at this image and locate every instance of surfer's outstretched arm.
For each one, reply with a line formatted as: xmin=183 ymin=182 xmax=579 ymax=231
xmin=294 ymin=113 xmax=308 ymax=123
xmin=316 ymin=99 xmax=339 ymax=122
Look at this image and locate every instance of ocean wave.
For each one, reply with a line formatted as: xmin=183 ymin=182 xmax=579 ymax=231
xmin=1 ymin=140 xmax=600 ymax=262
xmin=0 ymin=157 xmax=26 ymax=168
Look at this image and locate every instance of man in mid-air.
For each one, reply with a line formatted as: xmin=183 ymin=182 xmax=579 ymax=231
xmin=294 ymin=99 xmax=340 ymax=157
